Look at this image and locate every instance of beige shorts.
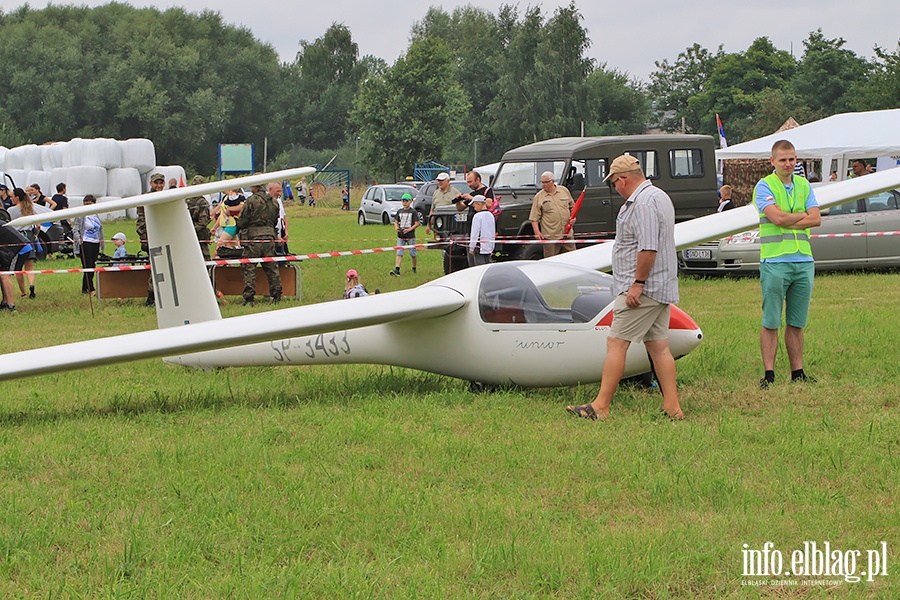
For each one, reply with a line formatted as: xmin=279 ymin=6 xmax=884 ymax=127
xmin=609 ymin=293 xmax=671 ymax=343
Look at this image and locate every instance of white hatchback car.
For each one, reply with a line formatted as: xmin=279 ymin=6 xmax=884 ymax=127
xmin=357 ymin=184 xmax=416 ymax=225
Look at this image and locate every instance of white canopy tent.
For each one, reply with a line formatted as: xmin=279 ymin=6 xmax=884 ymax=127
xmin=716 ymin=109 xmax=900 ymax=180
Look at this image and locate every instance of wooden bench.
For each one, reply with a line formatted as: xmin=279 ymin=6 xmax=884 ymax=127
xmin=96 ymin=262 xmax=301 ymax=300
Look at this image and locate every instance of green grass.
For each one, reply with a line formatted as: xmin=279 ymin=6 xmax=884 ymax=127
xmin=2 ymin=207 xmax=899 ymax=598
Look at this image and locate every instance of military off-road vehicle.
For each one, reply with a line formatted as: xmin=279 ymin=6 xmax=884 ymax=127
xmin=431 ymin=135 xmax=720 ymax=273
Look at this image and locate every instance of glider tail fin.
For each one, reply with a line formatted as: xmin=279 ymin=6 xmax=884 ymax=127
xmin=145 ymin=200 xmax=221 ymax=328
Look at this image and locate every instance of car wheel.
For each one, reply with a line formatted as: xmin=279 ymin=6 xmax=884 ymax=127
xmin=416 ymin=209 xmax=426 ymax=225
xmin=382 ymin=212 xmax=390 ymax=225
xmin=519 ymin=244 xmax=543 ymax=261
xmin=358 ymin=212 xmax=366 ymax=226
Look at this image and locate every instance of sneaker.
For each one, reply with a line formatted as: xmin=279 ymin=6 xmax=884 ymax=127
xmin=270 ymin=294 xmax=282 ymax=304
xmin=29 ymin=285 xmax=35 ymax=299
xmin=389 ymin=268 xmax=400 ymax=277
xmin=791 ymin=373 xmax=817 ymax=383
xmin=242 ymin=298 xmax=255 ymax=306
xmin=759 ymin=377 xmax=771 ymax=390
xmin=412 ymin=267 xmax=417 ymax=274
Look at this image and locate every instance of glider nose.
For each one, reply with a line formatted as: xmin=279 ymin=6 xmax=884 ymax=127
xmin=669 ymin=304 xmax=703 ymax=359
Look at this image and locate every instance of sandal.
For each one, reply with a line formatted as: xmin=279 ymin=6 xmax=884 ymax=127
xmin=659 ymin=408 xmax=686 ymax=420
xmin=566 ymin=403 xmax=598 ymax=421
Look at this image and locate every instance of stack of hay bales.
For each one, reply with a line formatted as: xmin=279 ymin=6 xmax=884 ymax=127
xmin=0 ymin=138 xmax=185 ymax=221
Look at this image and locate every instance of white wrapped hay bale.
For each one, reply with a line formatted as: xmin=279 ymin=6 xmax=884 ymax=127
xmin=66 ymin=165 xmax=108 ymax=197
xmin=50 ymin=167 xmax=70 ymax=195
xmin=97 ymin=196 xmax=125 ymax=221
xmin=7 ymin=169 xmax=28 ymax=189
xmin=0 ymin=146 xmax=7 ymax=172
xmin=6 ymin=146 xmax=26 ymax=170
xmin=23 ymin=144 xmax=43 ymax=172
xmin=62 ymin=138 xmax=83 ymax=167
xmin=107 ymin=167 xmax=142 ymax=198
xmin=68 ymin=195 xmax=85 ymax=209
xmin=126 ymin=207 xmax=139 ymax=219
xmin=26 ymin=170 xmax=52 ymax=194
xmin=41 ymin=142 xmax=67 ymax=171
xmin=119 ymin=138 xmax=156 ymax=174
xmin=69 ymin=138 xmax=122 ymax=169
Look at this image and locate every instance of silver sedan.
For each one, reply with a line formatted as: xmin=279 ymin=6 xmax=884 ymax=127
xmin=679 ymin=189 xmax=900 ymax=275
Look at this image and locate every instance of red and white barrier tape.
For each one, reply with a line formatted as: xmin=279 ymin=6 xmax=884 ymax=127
xmin=5 ymin=231 xmax=899 ymax=276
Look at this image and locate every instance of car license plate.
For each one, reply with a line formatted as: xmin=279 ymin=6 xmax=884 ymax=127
xmin=685 ymin=249 xmax=711 ymax=260
xmin=454 ymin=212 xmax=468 ymax=223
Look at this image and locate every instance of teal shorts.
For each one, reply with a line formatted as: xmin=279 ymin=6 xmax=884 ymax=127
xmin=760 ymin=261 xmax=814 ymax=329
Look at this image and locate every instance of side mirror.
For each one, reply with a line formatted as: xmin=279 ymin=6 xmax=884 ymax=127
xmin=819 ymin=207 xmax=830 ymax=216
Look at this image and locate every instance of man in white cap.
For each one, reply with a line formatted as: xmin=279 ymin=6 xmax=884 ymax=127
xmin=567 ymin=154 xmax=683 ymax=421
xmin=529 ymin=171 xmax=576 ymax=257
xmin=428 ymin=172 xmax=456 ymax=233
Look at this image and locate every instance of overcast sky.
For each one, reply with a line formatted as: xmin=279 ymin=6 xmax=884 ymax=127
xmin=3 ymin=0 xmax=899 ymax=81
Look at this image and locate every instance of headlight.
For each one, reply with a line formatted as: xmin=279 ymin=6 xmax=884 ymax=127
xmin=724 ymin=230 xmax=760 ymax=245
xmin=434 ymin=216 xmax=444 ymax=229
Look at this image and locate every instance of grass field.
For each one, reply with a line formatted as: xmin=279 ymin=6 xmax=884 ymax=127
xmin=2 ymin=205 xmax=898 ymax=598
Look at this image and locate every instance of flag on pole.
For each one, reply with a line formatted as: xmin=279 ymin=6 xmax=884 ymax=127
xmin=716 ymin=114 xmax=728 ymax=149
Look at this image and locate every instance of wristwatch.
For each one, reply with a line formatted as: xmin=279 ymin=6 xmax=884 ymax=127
xmin=634 ymin=279 xmax=646 ymax=285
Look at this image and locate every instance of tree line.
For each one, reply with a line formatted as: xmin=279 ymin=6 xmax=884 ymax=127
xmin=1 ymin=3 xmax=897 ymax=180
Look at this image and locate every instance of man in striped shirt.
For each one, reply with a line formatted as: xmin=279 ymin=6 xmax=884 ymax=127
xmin=567 ymin=154 xmax=683 ymax=421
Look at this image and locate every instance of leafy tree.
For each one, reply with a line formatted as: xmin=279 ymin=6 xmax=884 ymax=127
xmin=688 ymin=37 xmax=797 ymax=143
xmin=283 ymin=23 xmax=371 ymax=151
xmin=648 ymin=43 xmax=724 ymax=132
xmin=351 ymin=37 xmax=469 ymax=177
xmin=585 ymin=68 xmax=648 ymax=135
xmin=790 ymin=30 xmax=870 ymax=116
xmin=847 ymin=41 xmax=900 ymax=111
xmin=410 ymin=5 xmax=503 ymax=162
xmin=0 ymin=4 xmax=281 ymax=172
xmin=740 ymin=88 xmax=818 ymax=141
xmin=486 ymin=2 xmax=594 ymax=151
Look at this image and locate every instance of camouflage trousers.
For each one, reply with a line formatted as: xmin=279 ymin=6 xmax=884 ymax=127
xmin=241 ymin=239 xmax=282 ymax=302
xmin=199 ymin=238 xmax=211 ymax=261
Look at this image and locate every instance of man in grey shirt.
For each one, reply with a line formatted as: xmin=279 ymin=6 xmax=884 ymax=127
xmin=567 ymin=154 xmax=684 ymax=421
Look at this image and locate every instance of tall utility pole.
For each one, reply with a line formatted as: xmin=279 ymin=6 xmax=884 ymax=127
xmin=474 ymin=138 xmax=479 ymax=168
xmin=355 ymin=136 xmax=360 ymax=187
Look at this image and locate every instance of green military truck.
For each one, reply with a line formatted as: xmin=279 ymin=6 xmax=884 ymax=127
xmin=431 ymin=134 xmax=720 ymax=272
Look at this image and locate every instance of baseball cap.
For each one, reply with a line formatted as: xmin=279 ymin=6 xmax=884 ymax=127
xmin=191 ymin=175 xmax=205 ymax=185
xmin=603 ymin=154 xmax=641 ymax=182
xmin=0 ymin=184 xmax=7 ymax=191
xmin=436 ymin=172 xmax=450 ymax=181
xmin=401 ymin=193 xmax=413 ymax=201
xmin=150 ymin=172 xmax=165 ymax=183
xmin=112 ymin=232 xmax=127 ymax=242
xmin=471 ymin=194 xmax=487 ymax=204
xmin=346 ymin=269 xmax=358 ymax=279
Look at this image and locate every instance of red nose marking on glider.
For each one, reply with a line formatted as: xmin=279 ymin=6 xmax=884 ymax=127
xmin=669 ymin=305 xmax=699 ymax=330
xmin=595 ymin=304 xmax=699 ymax=330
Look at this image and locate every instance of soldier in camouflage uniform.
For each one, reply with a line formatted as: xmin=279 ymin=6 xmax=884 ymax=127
xmin=185 ymin=174 xmax=212 ymax=260
xmin=235 ymin=182 xmax=282 ymax=305
xmin=137 ymin=172 xmax=167 ymax=306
